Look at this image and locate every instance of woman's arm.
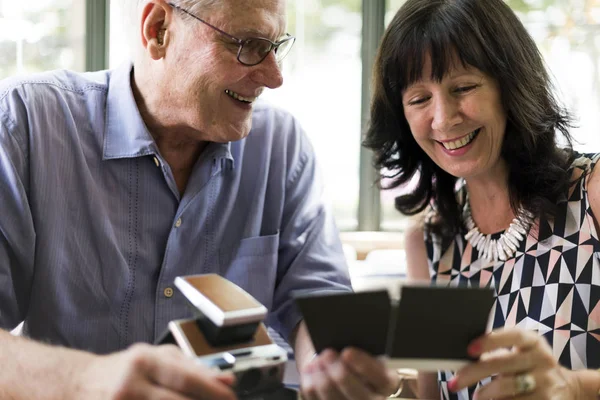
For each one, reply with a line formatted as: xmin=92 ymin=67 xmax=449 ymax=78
xmin=578 ymin=159 xmax=600 ymax=397
xmin=588 ymin=158 xmax=600 ymax=237
xmin=405 ymin=221 xmax=439 ymax=399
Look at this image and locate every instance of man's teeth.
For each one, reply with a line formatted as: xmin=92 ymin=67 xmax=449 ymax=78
xmin=442 ymin=129 xmax=479 ymax=150
xmin=225 ymin=89 xmax=256 ymax=104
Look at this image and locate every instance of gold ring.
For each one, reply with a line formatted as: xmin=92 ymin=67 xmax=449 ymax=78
xmin=514 ymin=373 xmax=536 ymax=395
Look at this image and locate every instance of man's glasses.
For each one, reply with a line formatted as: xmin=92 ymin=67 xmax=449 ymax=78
xmin=168 ymin=2 xmax=296 ymax=67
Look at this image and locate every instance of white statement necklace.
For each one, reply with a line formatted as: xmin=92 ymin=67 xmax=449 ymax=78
xmin=463 ymin=199 xmax=534 ymax=262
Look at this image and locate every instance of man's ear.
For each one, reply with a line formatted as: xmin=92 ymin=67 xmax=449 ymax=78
xmin=140 ymin=0 xmax=171 ymax=60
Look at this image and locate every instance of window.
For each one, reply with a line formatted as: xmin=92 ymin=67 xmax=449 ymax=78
xmin=261 ymin=1 xmax=363 ymax=230
xmin=508 ymin=1 xmax=600 ymax=152
xmin=0 ymin=0 xmax=85 ymax=77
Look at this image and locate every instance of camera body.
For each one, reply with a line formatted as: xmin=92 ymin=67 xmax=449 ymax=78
xmin=158 ymin=274 xmax=289 ymax=398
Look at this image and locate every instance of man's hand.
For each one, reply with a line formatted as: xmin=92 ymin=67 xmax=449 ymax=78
xmin=72 ymin=343 xmax=237 ymax=400
xmin=300 ymin=347 xmax=398 ymax=400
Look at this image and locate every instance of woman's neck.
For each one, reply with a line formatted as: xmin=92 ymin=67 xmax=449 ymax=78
xmin=464 ymin=163 xmax=515 ymax=234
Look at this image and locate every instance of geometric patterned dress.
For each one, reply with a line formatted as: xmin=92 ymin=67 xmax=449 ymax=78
xmin=424 ymin=153 xmax=600 ymax=400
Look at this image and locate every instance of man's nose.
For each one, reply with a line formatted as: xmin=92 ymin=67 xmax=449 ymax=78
xmin=251 ymin=51 xmax=284 ymax=89
xmin=431 ymin=96 xmax=462 ymax=132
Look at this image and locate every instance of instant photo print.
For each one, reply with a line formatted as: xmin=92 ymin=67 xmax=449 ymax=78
xmin=157 ymin=274 xmax=293 ymax=399
xmin=296 ymin=284 xmax=495 ymax=371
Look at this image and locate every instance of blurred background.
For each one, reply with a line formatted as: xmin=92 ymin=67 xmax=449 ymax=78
xmin=2 ymin=0 xmax=600 ymax=235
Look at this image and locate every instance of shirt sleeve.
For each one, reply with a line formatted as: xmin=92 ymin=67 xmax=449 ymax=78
xmin=0 ymin=87 xmax=36 ymax=330
xmin=265 ymin=114 xmax=352 ymax=343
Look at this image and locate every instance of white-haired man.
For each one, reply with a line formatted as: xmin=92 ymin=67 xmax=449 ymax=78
xmin=0 ymin=0 xmax=397 ymax=398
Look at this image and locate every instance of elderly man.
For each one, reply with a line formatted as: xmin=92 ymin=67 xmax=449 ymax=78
xmin=0 ymin=0 xmax=397 ymax=398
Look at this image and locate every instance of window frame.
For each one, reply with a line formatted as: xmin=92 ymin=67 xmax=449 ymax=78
xmin=359 ymin=0 xmax=385 ymax=231
xmin=86 ymin=0 xmax=109 ymax=72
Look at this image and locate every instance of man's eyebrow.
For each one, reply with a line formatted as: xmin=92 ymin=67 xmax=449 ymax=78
xmin=233 ymin=28 xmax=287 ymax=40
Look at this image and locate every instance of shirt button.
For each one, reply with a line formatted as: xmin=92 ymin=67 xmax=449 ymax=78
xmin=164 ymin=287 xmax=174 ymax=298
xmin=175 ymin=218 xmax=182 ymax=228
xmin=153 ymin=157 xmax=160 ymax=167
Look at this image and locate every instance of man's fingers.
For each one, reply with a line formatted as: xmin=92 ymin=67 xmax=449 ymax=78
xmin=300 ymin=369 xmax=319 ymax=400
xmin=131 ymin=345 xmax=236 ymax=400
xmin=144 ymin=385 xmax=196 ymax=400
xmin=214 ymin=372 xmax=236 ymax=386
xmin=153 ymin=362 xmax=236 ymax=399
xmin=324 ymin=356 xmax=373 ymax=400
xmin=302 ymin=366 xmax=346 ymax=400
xmin=340 ymin=348 xmax=394 ymax=395
xmin=311 ymin=369 xmax=347 ymax=400
xmin=302 ymin=349 xmax=375 ymax=400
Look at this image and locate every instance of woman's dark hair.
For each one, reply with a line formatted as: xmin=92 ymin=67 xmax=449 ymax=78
xmin=363 ymin=0 xmax=575 ymax=238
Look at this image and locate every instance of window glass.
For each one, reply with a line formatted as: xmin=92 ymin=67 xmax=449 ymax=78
xmin=262 ymin=0 xmax=363 ymax=231
xmin=0 ymin=0 xmax=85 ymax=78
xmin=382 ymin=0 xmax=600 ymax=230
xmin=109 ymin=0 xmax=128 ymax=67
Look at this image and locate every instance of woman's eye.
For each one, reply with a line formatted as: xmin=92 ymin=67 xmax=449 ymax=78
xmin=407 ymin=97 xmax=429 ymax=106
xmin=455 ymin=85 xmax=478 ymax=93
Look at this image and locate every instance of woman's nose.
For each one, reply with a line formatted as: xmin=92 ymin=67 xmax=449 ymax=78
xmin=431 ymin=96 xmax=462 ymax=132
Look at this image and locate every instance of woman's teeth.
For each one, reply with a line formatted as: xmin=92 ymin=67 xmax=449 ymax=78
xmin=442 ymin=129 xmax=480 ymax=150
xmin=225 ymin=89 xmax=256 ymax=104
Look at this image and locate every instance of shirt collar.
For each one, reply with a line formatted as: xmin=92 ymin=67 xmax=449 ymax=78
xmin=103 ymin=62 xmax=234 ymax=167
xmin=104 ymin=62 xmax=156 ymax=160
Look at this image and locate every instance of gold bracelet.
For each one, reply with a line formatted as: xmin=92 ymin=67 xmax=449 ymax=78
xmin=388 ymin=372 xmax=404 ymax=398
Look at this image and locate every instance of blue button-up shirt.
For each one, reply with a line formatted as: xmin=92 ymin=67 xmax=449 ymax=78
xmin=0 ymin=63 xmax=351 ymax=354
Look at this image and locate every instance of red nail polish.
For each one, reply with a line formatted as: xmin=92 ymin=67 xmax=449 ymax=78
xmin=448 ymin=379 xmax=457 ymax=392
xmin=468 ymin=340 xmax=481 ymax=356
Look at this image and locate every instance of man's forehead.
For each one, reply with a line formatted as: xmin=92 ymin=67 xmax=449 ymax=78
xmin=216 ymin=0 xmax=287 ymax=38
xmin=220 ymin=0 xmax=286 ymax=10
xmin=207 ymin=0 xmax=286 ymax=15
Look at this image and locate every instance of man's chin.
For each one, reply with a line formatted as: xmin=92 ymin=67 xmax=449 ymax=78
xmin=205 ymin=116 xmax=252 ymax=143
xmin=223 ymin=121 xmax=252 ymax=142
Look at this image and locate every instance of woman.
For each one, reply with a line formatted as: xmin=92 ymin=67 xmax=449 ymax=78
xmin=364 ymin=0 xmax=600 ymax=399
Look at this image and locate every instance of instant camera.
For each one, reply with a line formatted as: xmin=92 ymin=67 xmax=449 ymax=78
xmin=158 ymin=274 xmax=291 ymax=399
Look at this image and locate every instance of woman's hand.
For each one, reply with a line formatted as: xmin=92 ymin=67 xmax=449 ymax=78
xmin=300 ymin=347 xmax=398 ymax=400
xmin=449 ymin=328 xmax=583 ymax=399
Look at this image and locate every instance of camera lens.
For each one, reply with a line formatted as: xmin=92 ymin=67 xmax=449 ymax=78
xmin=237 ymin=368 xmax=262 ymax=393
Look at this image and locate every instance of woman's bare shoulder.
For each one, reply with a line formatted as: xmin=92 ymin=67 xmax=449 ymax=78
xmin=404 ymin=219 xmax=430 ymax=281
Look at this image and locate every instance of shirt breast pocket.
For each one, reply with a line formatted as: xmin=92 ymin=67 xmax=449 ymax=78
xmin=219 ymin=232 xmax=279 ymax=310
